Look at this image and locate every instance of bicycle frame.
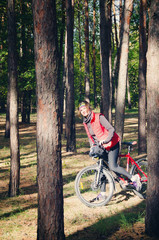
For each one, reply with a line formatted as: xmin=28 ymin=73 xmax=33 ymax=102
xmin=75 ymin=147 xmax=147 ymax=207
xmin=119 ymin=152 xmax=147 ymax=182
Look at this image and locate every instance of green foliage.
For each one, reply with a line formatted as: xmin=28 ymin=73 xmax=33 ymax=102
xmin=127 ymin=2 xmax=140 ymax=108
xmin=0 ymin=0 xmax=36 ymax=112
xmin=73 ymin=0 xmax=101 ymax=107
xmin=0 ymin=1 xmax=8 ymax=111
xmin=0 ymin=0 xmax=149 ymax=111
xmin=0 ymin=50 xmax=8 ymax=103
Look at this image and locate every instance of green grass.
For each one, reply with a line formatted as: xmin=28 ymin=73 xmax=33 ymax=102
xmin=66 ymin=202 xmax=147 ymax=240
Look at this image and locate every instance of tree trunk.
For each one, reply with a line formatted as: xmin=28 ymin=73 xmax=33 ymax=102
xmin=20 ymin=0 xmax=27 ymax=123
xmin=112 ymin=0 xmax=119 ymax=49
xmin=119 ymin=0 xmax=123 ymax=37
xmin=112 ymin=0 xmax=119 ymax=109
xmin=78 ymin=0 xmax=83 ymax=102
xmin=108 ymin=0 xmax=112 ymax=123
xmin=58 ymin=0 xmax=65 ymax=134
xmin=138 ymin=0 xmax=147 ymax=154
xmin=93 ymin=0 xmax=97 ymax=108
xmin=84 ymin=0 xmax=90 ymax=102
xmin=127 ymin=75 xmax=131 ymax=109
xmin=8 ymin=0 xmax=20 ymax=197
xmin=115 ymin=0 xmax=133 ymax=141
xmin=112 ymin=50 xmax=120 ymax=108
xmin=100 ymin=0 xmax=111 ymax=120
xmin=5 ymin=79 xmax=10 ymax=138
xmin=33 ymin=0 xmax=65 ymax=239
xmin=145 ymin=0 xmax=159 ymax=237
xmin=63 ymin=30 xmax=67 ymax=116
xmin=65 ymin=0 xmax=76 ymax=152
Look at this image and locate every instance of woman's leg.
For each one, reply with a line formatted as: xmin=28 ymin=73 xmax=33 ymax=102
xmin=108 ymin=142 xmax=132 ymax=180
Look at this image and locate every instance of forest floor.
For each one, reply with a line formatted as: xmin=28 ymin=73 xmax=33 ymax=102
xmin=0 ymin=110 xmax=157 ymax=240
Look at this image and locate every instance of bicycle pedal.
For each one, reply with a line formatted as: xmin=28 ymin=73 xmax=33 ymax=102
xmin=125 ymin=183 xmax=135 ymax=190
xmin=119 ymin=180 xmax=129 ymax=190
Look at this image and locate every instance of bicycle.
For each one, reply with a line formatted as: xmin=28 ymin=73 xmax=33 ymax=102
xmin=75 ymin=141 xmax=147 ymax=207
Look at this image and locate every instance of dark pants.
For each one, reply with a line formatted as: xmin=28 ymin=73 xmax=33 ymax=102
xmin=108 ymin=142 xmax=132 ymax=179
xmin=101 ymin=142 xmax=132 ymax=192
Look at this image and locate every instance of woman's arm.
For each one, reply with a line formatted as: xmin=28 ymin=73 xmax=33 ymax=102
xmin=99 ymin=115 xmax=115 ymax=143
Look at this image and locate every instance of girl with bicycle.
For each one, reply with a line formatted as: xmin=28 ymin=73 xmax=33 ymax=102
xmin=78 ymin=101 xmax=141 ymax=199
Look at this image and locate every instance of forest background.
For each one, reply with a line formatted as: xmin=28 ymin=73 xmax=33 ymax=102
xmin=0 ymin=0 xmax=143 ymax=118
xmin=0 ymin=0 xmax=159 ymax=239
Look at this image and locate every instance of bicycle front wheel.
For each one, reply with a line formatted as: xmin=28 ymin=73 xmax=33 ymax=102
xmin=130 ymin=158 xmax=147 ymax=199
xmin=75 ymin=165 xmax=114 ymax=207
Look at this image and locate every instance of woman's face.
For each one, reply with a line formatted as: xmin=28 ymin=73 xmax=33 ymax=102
xmin=80 ymin=106 xmax=90 ymax=117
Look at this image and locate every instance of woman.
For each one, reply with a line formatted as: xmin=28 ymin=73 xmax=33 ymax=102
xmin=79 ymin=101 xmax=141 ymax=198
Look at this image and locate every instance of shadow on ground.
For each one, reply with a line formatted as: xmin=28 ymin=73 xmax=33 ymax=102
xmin=66 ymin=201 xmax=157 ymax=240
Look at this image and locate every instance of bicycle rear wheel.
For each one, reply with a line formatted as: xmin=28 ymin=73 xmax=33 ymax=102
xmin=130 ymin=158 xmax=147 ymax=199
xmin=75 ymin=165 xmax=114 ymax=207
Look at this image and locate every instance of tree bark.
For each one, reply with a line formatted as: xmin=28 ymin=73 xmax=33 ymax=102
xmin=78 ymin=0 xmax=83 ymax=102
xmin=127 ymin=75 xmax=131 ymax=109
xmin=112 ymin=0 xmax=119 ymax=109
xmin=93 ymin=0 xmax=97 ymax=108
xmin=119 ymin=0 xmax=123 ymax=37
xmin=58 ymin=0 xmax=65 ymax=134
xmin=100 ymin=0 xmax=111 ymax=120
xmin=8 ymin=0 xmax=20 ymax=197
xmin=20 ymin=0 xmax=27 ymax=123
xmin=145 ymin=0 xmax=159 ymax=237
xmin=84 ymin=0 xmax=90 ymax=102
xmin=112 ymin=0 xmax=119 ymax=49
xmin=65 ymin=0 xmax=76 ymax=152
xmin=33 ymin=0 xmax=65 ymax=239
xmin=108 ymin=0 xmax=112 ymax=123
xmin=138 ymin=0 xmax=147 ymax=154
xmin=5 ymin=79 xmax=10 ymax=138
xmin=115 ymin=0 xmax=133 ymax=141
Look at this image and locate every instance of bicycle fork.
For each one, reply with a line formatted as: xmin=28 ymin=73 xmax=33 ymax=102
xmin=94 ymin=159 xmax=103 ymax=188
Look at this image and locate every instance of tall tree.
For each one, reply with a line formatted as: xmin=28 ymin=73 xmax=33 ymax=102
xmin=108 ymin=0 xmax=112 ymax=123
xmin=119 ymin=0 xmax=123 ymax=36
xmin=32 ymin=0 xmax=65 ymax=239
xmin=65 ymin=0 xmax=76 ymax=152
xmin=100 ymin=0 xmax=111 ymax=120
xmin=115 ymin=0 xmax=133 ymax=140
xmin=20 ymin=0 xmax=27 ymax=123
xmin=112 ymin=0 xmax=119 ymax=49
xmin=58 ymin=0 xmax=65 ymax=134
xmin=93 ymin=0 xmax=97 ymax=107
xmin=84 ymin=0 xmax=90 ymax=102
xmin=78 ymin=0 xmax=83 ymax=102
xmin=138 ymin=0 xmax=147 ymax=154
xmin=5 ymin=81 xmax=10 ymax=138
xmin=112 ymin=0 xmax=121 ymax=109
xmin=8 ymin=0 xmax=20 ymax=197
xmin=127 ymin=75 xmax=131 ymax=109
xmin=145 ymin=0 xmax=159 ymax=237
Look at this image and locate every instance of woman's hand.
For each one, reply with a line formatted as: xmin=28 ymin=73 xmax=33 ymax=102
xmin=99 ymin=140 xmax=106 ymax=145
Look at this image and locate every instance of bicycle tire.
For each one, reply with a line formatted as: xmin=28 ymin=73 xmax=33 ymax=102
xmin=130 ymin=158 xmax=147 ymax=199
xmin=75 ymin=165 xmax=114 ymax=207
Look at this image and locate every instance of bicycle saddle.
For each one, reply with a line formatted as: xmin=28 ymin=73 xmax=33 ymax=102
xmin=122 ymin=141 xmax=137 ymax=146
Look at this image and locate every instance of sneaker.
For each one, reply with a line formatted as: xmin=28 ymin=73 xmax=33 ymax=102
xmin=90 ymin=192 xmax=106 ymax=203
xmin=131 ymin=174 xmax=142 ymax=191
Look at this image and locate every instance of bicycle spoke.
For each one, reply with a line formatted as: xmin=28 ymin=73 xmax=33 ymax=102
xmin=75 ymin=165 xmax=114 ymax=207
